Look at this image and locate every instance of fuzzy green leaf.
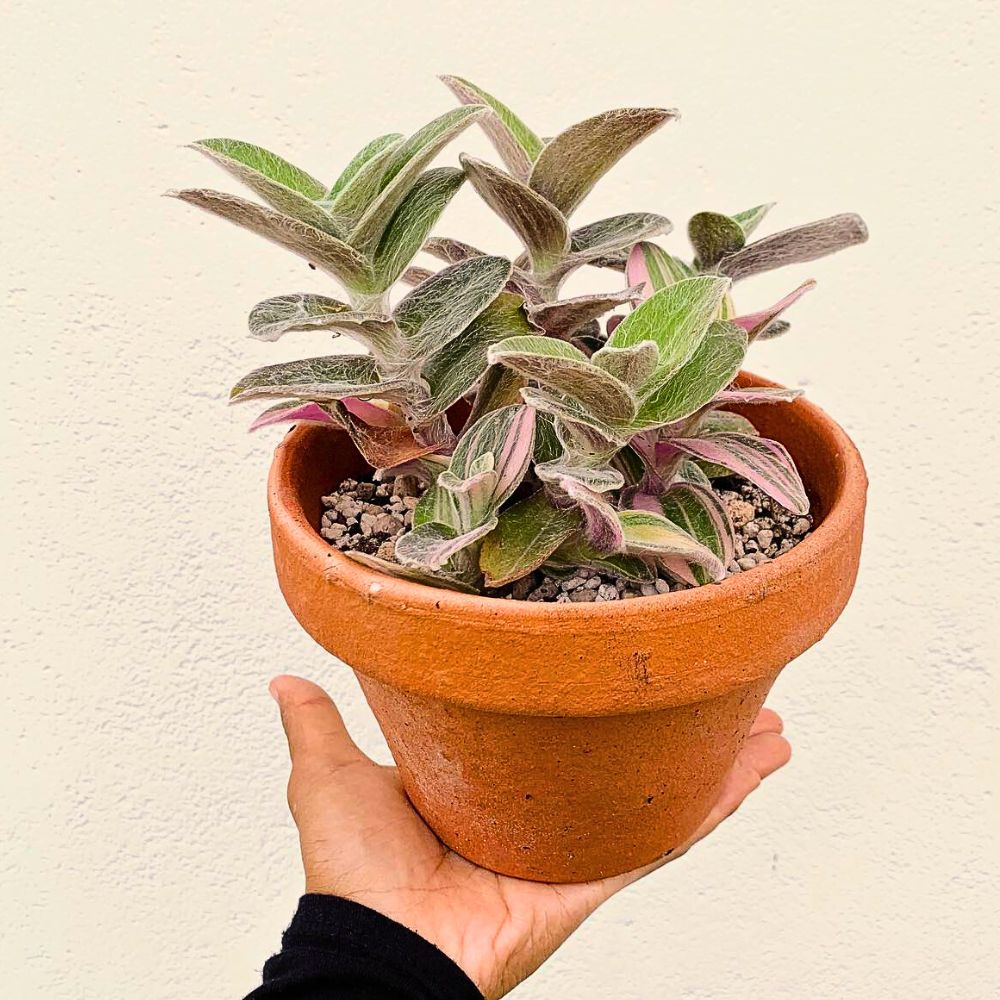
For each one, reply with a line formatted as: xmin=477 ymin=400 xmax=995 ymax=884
xmin=422 ymin=293 xmax=534 ymax=416
xmin=480 ymin=491 xmax=581 ymax=588
xmin=192 ymin=138 xmax=324 ymax=196
xmin=528 ymin=108 xmax=678 ymax=216
xmin=460 ymin=154 xmax=569 ymax=274
xmin=609 ymin=275 xmax=731 ymax=381
xmin=489 ymin=335 xmax=636 ymax=421
xmin=697 ymin=409 xmax=759 ymax=436
xmin=618 ymin=509 xmax=725 ymax=579
xmin=349 ymin=106 xmax=487 ymax=254
xmin=327 ymin=133 xmax=403 ymax=201
xmin=169 ymin=188 xmax=375 ymax=291
xmin=424 ymin=236 xmax=487 ymax=263
xmin=731 ymin=203 xmax=774 ymax=239
xmin=718 ymin=213 xmax=868 ymax=281
xmin=326 ymin=137 xmax=404 ymax=223
xmin=248 ymin=293 xmax=353 ymax=342
xmin=591 ymin=340 xmax=660 ymax=390
xmin=466 ymin=365 xmax=526 ymax=426
xmin=634 ymin=321 xmax=747 ymax=428
xmin=393 ymin=255 xmax=512 ymax=357
xmin=230 ymin=355 xmax=383 ymax=403
xmin=519 ymin=386 xmax=631 ymax=447
xmin=688 ymin=212 xmax=746 ymax=269
xmin=440 ymin=75 xmax=543 ymax=178
xmin=566 ymin=213 xmax=673 ymax=263
xmin=547 ymin=536 xmax=655 ymax=583
xmin=370 ymin=167 xmax=466 ymax=289
xmin=191 ymin=139 xmax=341 ymax=236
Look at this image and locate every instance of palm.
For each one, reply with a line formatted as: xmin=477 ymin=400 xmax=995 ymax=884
xmin=274 ymin=676 xmax=790 ymax=999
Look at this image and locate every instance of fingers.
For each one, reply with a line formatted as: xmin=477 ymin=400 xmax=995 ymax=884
xmin=750 ymin=707 xmax=784 ymax=736
xmin=270 ymin=674 xmax=369 ymax=773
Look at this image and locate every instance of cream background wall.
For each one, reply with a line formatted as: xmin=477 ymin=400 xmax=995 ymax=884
xmin=3 ymin=1 xmax=997 ymax=997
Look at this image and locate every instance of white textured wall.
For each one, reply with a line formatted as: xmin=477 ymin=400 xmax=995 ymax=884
xmin=3 ymin=1 xmax=998 ymax=997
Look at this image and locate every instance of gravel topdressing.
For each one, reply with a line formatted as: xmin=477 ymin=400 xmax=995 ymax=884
xmin=320 ymin=475 xmax=814 ymax=602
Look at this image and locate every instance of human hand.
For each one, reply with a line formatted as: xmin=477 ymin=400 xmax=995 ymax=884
xmin=270 ymin=675 xmax=791 ymax=999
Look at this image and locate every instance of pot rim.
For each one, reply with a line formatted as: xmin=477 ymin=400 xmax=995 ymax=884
xmin=268 ymin=372 xmax=867 ymax=625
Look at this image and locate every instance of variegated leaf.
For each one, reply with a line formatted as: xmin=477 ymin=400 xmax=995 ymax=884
xmin=422 ymin=292 xmax=534 ymax=416
xmin=379 ymin=452 xmax=449 ymax=486
xmin=248 ymin=294 xmax=353 ymax=342
xmin=731 ymin=203 xmax=775 ymax=239
xmin=550 ymin=214 xmax=674 ymax=279
xmin=395 ymin=517 xmax=497 ymax=571
xmin=247 ymin=399 xmax=342 ymax=432
xmin=618 ymin=509 xmax=725 ymax=580
xmin=326 ymin=137 xmax=403 ymax=222
xmin=633 ymin=321 xmax=747 ymax=428
xmin=675 ymin=459 xmax=713 ymax=487
xmin=526 ymin=287 xmax=642 ymax=339
xmin=370 ymin=167 xmax=466 ymax=289
xmin=459 ymin=154 xmax=569 ymax=274
xmin=609 ymin=275 xmax=731 ymax=382
xmin=448 ymin=404 xmax=536 ymax=510
xmin=191 ymin=139 xmax=340 ymax=236
xmin=489 ymin=336 xmax=636 ymax=421
xmin=661 ymin=482 xmax=736 ymax=574
xmin=349 ymin=106 xmax=487 ymax=254
xmin=519 ymin=386 xmax=631 ymax=447
xmin=670 ymin=432 xmax=809 ymax=514
xmin=713 ymin=386 xmax=804 ymax=405
xmin=440 ymin=74 xmax=543 ymax=178
xmin=688 ymin=212 xmax=746 ymax=269
xmin=591 ymin=339 xmax=659 ymax=390
xmin=731 ymin=280 xmax=816 ymax=340
xmin=626 ymin=241 xmax=694 ymax=299
xmin=437 ymin=467 xmax=501 ymax=530
xmin=719 ymin=213 xmax=869 ymax=281
xmin=393 ymin=255 xmax=512 ymax=356
xmin=528 ymin=108 xmax=678 ymax=216
xmin=479 ymin=490 xmax=581 ymax=588
xmin=169 ymin=189 xmax=375 ymax=291
xmin=555 ymin=475 xmax=624 ymax=553
xmin=340 ymin=396 xmax=402 ymax=428
xmin=344 ymin=550 xmax=479 ymax=593
xmin=327 ymin=133 xmax=403 ymax=201
xmin=230 ymin=355 xmax=381 ymax=402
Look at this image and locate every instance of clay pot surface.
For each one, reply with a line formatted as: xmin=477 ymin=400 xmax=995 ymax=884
xmin=266 ymin=373 xmax=867 ymax=882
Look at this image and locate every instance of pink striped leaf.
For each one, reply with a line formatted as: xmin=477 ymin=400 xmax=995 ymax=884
xmin=248 ymin=400 xmax=342 ymax=433
xmin=731 ymin=280 xmax=816 ymax=340
xmin=340 ymin=396 xmax=401 ymax=428
xmin=626 ymin=241 xmax=695 ymax=299
xmin=661 ymin=482 xmax=736 ymax=582
xmin=670 ymin=432 xmax=809 ymax=514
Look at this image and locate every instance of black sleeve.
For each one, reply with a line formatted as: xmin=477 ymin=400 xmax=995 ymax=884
xmin=243 ymin=894 xmax=485 ymax=1000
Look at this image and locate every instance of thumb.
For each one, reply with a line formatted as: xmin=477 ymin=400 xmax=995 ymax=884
xmin=269 ymin=674 xmax=369 ymax=773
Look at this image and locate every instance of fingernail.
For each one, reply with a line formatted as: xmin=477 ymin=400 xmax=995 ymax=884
xmin=268 ymin=679 xmax=280 ymax=703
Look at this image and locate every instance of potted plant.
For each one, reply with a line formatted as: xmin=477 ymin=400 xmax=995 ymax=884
xmin=172 ymin=76 xmax=868 ymax=883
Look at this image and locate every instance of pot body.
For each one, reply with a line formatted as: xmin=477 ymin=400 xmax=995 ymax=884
xmin=267 ymin=374 xmax=867 ymax=882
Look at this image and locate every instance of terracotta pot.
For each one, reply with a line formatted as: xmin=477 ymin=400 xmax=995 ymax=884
xmin=266 ymin=372 xmax=867 ymax=883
